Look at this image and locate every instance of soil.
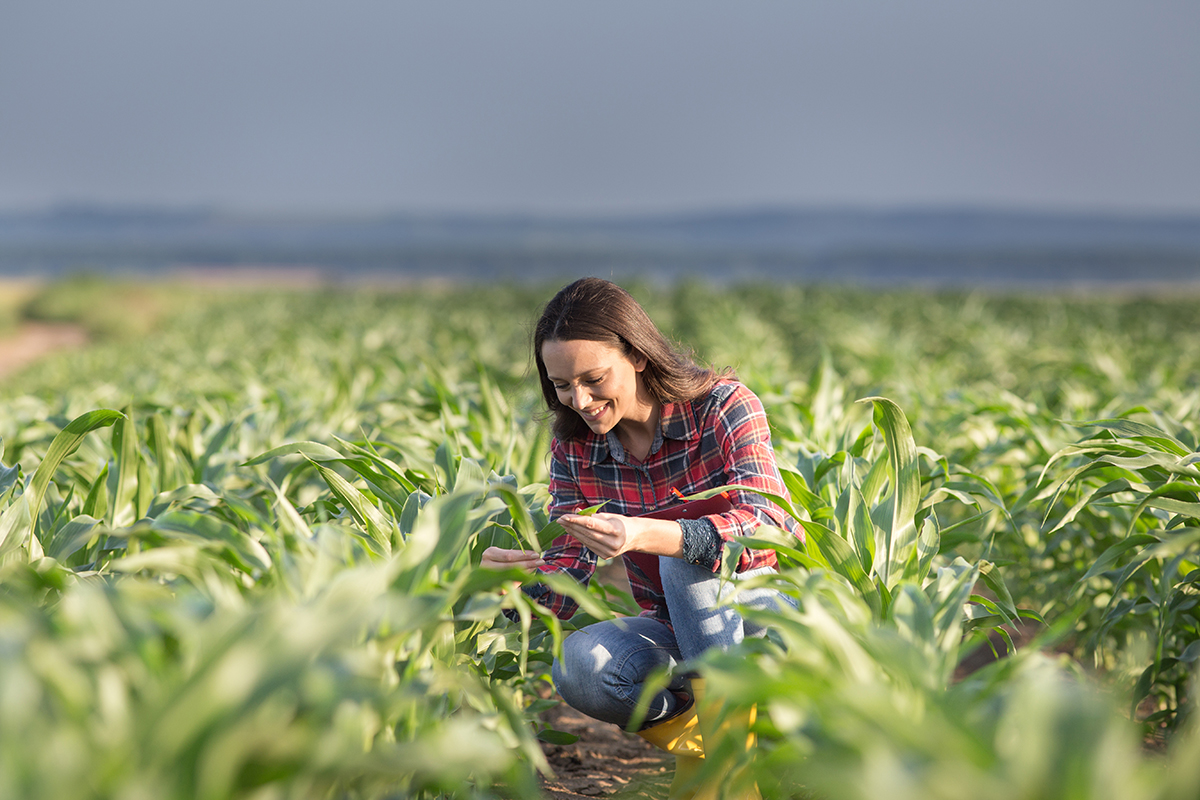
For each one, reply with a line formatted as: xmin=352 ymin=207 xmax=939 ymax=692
xmin=538 ymin=700 xmax=670 ymax=800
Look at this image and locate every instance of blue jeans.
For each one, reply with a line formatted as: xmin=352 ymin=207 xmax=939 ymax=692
xmin=551 ymin=557 xmax=795 ymax=730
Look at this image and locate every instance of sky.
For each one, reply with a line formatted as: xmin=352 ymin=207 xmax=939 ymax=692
xmin=2 ymin=1 xmax=1198 ymax=217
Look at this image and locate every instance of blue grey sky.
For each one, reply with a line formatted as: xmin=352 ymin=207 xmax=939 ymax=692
xmin=2 ymin=1 xmax=1198 ymax=216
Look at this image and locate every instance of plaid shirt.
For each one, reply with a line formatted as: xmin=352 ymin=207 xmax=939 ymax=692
xmin=523 ymin=379 xmax=800 ymax=624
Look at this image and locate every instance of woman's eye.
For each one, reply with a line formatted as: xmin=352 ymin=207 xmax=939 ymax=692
xmin=586 ymin=377 xmax=602 ymax=386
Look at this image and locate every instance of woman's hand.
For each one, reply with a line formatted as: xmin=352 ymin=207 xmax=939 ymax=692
xmin=558 ymin=513 xmax=684 ymax=560
xmin=558 ymin=513 xmax=631 ymax=559
xmin=481 ymin=547 xmax=545 ymax=572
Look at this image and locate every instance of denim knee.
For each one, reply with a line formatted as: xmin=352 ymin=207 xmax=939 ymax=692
xmin=552 ymin=629 xmax=615 ymax=722
xmin=551 ymin=618 xmax=683 ymax=728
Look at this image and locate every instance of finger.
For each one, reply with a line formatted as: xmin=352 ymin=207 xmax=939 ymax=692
xmin=565 ymin=530 xmax=615 ymax=558
xmin=563 ymin=516 xmax=612 ymax=535
xmin=484 ymin=547 xmax=544 ymax=564
xmin=482 ymin=547 xmax=517 ymax=561
xmin=564 ymin=526 xmax=609 ymax=550
xmin=483 ymin=558 xmax=544 ymax=572
xmin=559 ymin=518 xmax=596 ymax=537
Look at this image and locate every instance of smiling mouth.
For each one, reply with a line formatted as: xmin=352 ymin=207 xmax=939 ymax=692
xmin=580 ymin=403 xmax=608 ymax=421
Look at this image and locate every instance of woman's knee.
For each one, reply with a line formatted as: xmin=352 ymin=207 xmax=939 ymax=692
xmin=550 ymin=619 xmax=681 ymax=726
xmin=551 ymin=624 xmax=632 ymax=722
xmin=551 ymin=629 xmax=604 ymax=704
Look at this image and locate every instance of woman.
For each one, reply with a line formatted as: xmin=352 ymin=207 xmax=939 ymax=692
xmin=482 ymin=278 xmax=800 ymax=797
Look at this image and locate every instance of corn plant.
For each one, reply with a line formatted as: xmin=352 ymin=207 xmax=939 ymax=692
xmin=1042 ymin=413 xmax=1200 ymax=733
xmin=723 ymin=396 xmax=1029 ymax=669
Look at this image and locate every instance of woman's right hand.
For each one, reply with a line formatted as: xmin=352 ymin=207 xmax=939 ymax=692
xmin=481 ymin=547 xmax=545 ymax=572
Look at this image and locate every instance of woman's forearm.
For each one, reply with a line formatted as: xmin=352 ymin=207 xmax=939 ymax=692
xmin=626 ymin=516 xmax=685 ymax=558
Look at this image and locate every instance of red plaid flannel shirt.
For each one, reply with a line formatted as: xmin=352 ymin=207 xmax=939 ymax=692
xmin=523 ymin=380 xmax=800 ymax=624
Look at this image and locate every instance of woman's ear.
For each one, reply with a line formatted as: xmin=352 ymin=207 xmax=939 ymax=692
xmin=631 ymin=351 xmax=648 ymax=372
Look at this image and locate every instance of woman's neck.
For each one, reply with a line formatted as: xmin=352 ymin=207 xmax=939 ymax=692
xmin=615 ymin=400 xmax=661 ymax=462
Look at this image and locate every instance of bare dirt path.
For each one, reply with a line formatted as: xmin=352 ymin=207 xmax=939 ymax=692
xmin=0 ymin=321 xmax=89 ymax=379
xmin=539 ymin=701 xmax=668 ymax=800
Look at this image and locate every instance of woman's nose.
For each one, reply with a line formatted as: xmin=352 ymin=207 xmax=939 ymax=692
xmin=569 ymin=387 xmax=589 ymax=409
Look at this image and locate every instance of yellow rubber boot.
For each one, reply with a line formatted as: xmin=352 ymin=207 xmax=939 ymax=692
xmin=636 ymin=679 xmax=760 ymax=800
xmin=634 ymin=684 xmax=706 ymax=800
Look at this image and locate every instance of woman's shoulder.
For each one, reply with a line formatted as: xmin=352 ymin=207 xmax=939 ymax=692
xmin=701 ymin=378 xmax=760 ymax=408
xmin=693 ymin=379 xmax=768 ymax=430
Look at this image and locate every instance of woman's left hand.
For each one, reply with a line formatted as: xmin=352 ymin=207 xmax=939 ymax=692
xmin=558 ymin=513 xmax=684 ymax=559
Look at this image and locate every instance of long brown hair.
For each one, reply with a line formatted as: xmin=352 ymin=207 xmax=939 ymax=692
xmin=533 ymin=277 xmax=725 ymax=441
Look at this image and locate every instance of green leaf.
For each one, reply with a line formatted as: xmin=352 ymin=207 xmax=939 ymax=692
xmin=147 ymin=412 xmax=180 ymax=493
xmin=779 ymin=468 xmax=828 ymax=522
xmin=1070 ymin=418 xmax=1192 ymax=457
xmin=1178 ymin=640 xmax=1200 ymax=663
xmin=147 ymin=509 xmax=272 ymax=573
xmin=1128 ymin=481 xmax=1200 ymax=533
xmin=858 ymin=398 xmax=921 ymax=584
xmin=537 ymin=501 xmax=609 ymax=551
xmin=977 ymin=560 xmax=1018 ymax=624
xmin=243 ymin=440 xmax=346 ymax=466
xmin=1071 ymin=534 xmax=1162 ymax=594
xmin=908 ymin=515 xmax=940 ymax=584
xmin=399 ymin=489 xmax=428 ymax=539
xmin=108 ymin=405 xmax=140 ymax=528
xmin=489 ymin=481 xmax=540 ymax=553
xmin=0 ymin=460 xmax=19 ymax=497
xmin=0 ymin=496 xmax=32 ymax=559
xmin=928 ymin=557 xmax=980 ymax=661
xmin=310 ymin=460 xmax=393 ymax=556
xmin=29 ymin=409 xmax=125 ymax=546
xmin=802 ymin=519 xmax=881 ymax=616
xmin=44 ymin=514 xmax=101 ymax=561
xmin=334 ymin=436 xmax=418 ymax=493
xmin=537 ymin=729 xmax=580 ymax=745
xmin=82 ymin=462 xmax=109 ymax=520
xmin=435 ymin=440 xmax=458 ymax=489
xmin=146 ymin=483 xmax=222 ymax=518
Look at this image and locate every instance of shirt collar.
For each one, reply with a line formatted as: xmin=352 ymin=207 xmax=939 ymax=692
xmin=580 ymin=398 xmax=700 ymax=467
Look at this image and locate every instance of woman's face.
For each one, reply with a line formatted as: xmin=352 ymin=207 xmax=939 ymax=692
xmin=541 ymin=338 xmax=654 ymax=436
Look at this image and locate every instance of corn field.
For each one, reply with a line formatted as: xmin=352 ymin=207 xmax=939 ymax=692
xmin=2 ymin=276 xmax=1199 ymax=799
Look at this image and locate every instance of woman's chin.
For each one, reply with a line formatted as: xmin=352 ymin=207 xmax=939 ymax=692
xmin=584 ymin=419 xmax=612 ymax=435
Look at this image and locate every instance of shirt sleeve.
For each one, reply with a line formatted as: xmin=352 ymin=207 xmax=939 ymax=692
xmin=699 ymin=383 xmax=800 ymax=573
